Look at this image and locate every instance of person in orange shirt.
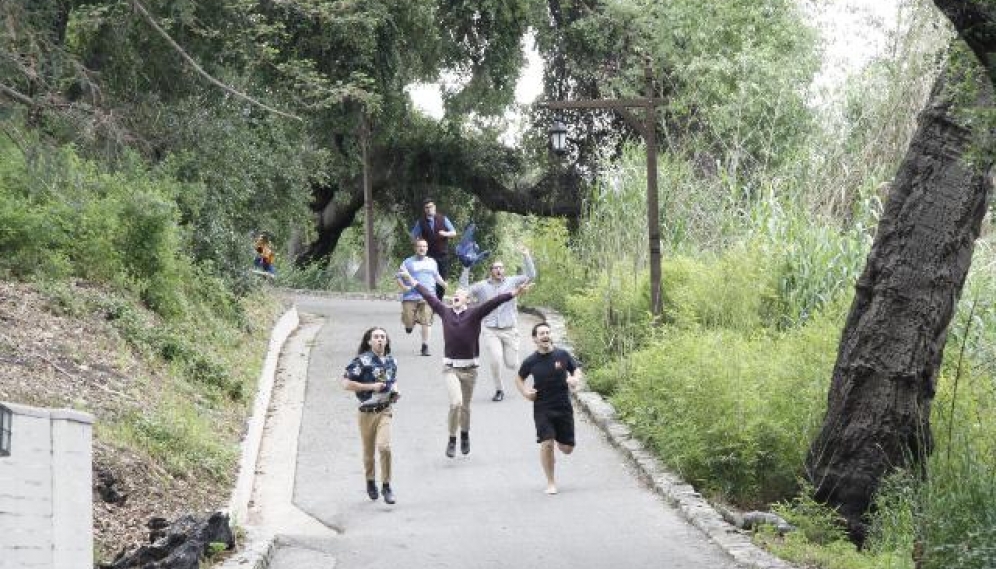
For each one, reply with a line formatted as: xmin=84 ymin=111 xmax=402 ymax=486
xmin=253 ymin=233 xmax=276 ymax=274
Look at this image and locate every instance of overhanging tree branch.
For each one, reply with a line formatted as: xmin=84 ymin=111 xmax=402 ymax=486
xmin=131 ymin=0 xmax=302 ymax=122
xmin=0 ymin=82 xmax=35 ymax=107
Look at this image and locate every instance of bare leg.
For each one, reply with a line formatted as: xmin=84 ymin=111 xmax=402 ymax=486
xmin=421 ymin=323 xmax=431 ymax=345
xmin=540 ymin=440 xmax=557 ymax=494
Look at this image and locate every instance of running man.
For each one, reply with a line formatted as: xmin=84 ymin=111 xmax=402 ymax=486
xmin=397 ymin=266 xmax=531 ymax=458
xmin=460 ymin=245 xmax=536 ymax=401
xmin=514 ymin=321 xmax=582 ymax=494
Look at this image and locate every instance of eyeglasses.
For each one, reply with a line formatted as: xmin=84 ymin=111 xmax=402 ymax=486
xmin=491 ymin=265 xmax=504 ymax=270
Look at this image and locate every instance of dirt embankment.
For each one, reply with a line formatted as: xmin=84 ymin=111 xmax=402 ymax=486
xmin=0 ymin=280 xmax=233 ymax=562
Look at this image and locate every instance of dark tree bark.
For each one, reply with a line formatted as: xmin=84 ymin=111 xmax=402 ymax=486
xmin=806 ymin=60 xmax=993 ymax=545
xmin=931 ymin=1 xmax=996 ymax=81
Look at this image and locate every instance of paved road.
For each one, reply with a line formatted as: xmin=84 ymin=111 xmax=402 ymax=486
xmin=270 ymin=295 xmax=741 ymax=569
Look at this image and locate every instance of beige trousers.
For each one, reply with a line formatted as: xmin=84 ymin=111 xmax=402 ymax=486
xmin=481 ymin=326 xmax=520 ymax=391
xmin=443 ymin=366 xmax=478 ymax=435
xmin=358 ymin=408 xmax=392 ymax=483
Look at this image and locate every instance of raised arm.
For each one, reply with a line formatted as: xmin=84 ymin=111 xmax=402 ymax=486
xmin=398 ymin=267 xmax=447 ymax=314
xmin=521 ymin=245 xmax=537 ymax=280
xmin=471 ymin=280 xmax=532 ymax=318
xmin=414 ymin=283 xmax=446 ymax=314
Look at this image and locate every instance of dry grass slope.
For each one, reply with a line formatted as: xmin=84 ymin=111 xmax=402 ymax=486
xmin=0 ymin=280 xmax=276 ymax=562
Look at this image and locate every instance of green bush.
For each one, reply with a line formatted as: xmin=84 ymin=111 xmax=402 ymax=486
xmin=522 ymin=217 xmax=585 ymax=311
xmin=662 ymin=247 xmax=779 ymax=332
xmin=600 ymin=302 xmax=844 ymax=506
xmin=0 ymin=194 xmax=73 ymax=279
xmin=109 ymin=402 xmax=237 ymax=481
xmin=563 ymin=270 xmax=653 ymax=372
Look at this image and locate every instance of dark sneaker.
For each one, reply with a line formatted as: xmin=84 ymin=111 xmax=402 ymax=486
xmin=420 ymin=344 xmax=430 ymax=357
xmin=366 ymin=480 xmax=378 ymax=500
xmin=382 ymin=484 xmax=395 ymax=505
xmin=445 ymin=439 xmax=456 ymax=458
xmin=492 ymin=390 xmax=504 ymax=402
xmin=460 ymin=433 xmax=470 ymax=455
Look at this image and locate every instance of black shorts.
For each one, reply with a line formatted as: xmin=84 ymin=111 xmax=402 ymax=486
xmin=534 ymin=405 xmax=575 ymax=446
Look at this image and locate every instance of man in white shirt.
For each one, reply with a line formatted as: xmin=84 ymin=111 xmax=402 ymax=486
xmin=461 ymin=245 xmax=537 ymax=401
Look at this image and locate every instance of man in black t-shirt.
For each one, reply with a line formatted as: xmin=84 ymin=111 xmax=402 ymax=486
xmin=514 ymin=321 xmax=582 ymax=495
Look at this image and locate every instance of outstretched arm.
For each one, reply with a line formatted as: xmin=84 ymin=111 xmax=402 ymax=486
xmin=398 ymin=267 xmax=447 ymax=314
xmin=471 ymin=281 xmax=532 ymax=318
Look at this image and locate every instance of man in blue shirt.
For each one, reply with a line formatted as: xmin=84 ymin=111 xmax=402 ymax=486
xmin=397 ymin=238 xmax=447 ymax=356
xmin=410 ymin=198 xmax=457 ymax=299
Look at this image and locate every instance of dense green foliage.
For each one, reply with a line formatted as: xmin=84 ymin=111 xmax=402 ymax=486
xmin=0 ymin=130 xmax=279 ymax=488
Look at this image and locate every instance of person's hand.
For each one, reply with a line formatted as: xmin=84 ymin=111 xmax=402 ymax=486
xmin=373 ymin=382 xmax=387 ymax=392
xmin=567 ymin=376 xmax=580 ymax=392
xmin=397 ymin=267 xmax=413 ymax=284
xmin=522 ymin=387 xmax=537 ymax=401
xmin=512 ymin=281 xmax=534 ymax=297
xmin=518 ymin=244 xmax=531 ymax=256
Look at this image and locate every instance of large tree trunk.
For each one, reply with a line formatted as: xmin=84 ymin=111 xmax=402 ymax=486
xmin=805 ymin=60 xmax=993 ymax=545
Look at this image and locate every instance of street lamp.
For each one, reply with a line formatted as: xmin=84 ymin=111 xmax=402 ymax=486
xmin=539 ymin=56 xmax=665 ymax=318
xmin=548 ymin=116 xmax=568 ymax=155
xmin=0 ymin=404 xmax=11 ymax=457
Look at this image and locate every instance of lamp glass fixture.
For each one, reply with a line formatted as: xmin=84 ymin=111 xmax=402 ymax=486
xmin=549 ymin=117 xmax=568 ymax=154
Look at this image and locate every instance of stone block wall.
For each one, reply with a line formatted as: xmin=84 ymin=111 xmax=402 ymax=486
xmin=0 ymin=402 xmax=94 ymax=569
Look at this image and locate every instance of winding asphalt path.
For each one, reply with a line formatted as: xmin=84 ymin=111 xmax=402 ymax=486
xmin=269 ymin=294 xmax=741 ymax=568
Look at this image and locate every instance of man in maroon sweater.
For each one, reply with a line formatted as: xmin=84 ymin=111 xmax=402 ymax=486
xmin=398 ymin=267 xmax=531 ymax=458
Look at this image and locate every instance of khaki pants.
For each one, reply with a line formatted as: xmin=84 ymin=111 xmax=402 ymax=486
xmin=443 ymin=366 xmax=477 ymax=435
xmin=481 ymin=326 xmax=519 ymax=391
xmin=358 ymin=408 xmax=392 ymax=483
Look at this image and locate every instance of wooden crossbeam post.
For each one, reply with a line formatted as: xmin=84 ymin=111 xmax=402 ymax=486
xmin=539 ymin=57 xmax=664 ymax=318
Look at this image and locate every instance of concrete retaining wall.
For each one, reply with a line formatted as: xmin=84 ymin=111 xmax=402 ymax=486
xmin=0 ymin=402 xmax=94 ymax=569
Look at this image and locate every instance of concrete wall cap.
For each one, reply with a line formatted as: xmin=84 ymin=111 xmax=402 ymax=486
xmin=1 ymin=401 xmax=52 ymax=419
xmin=49 ymin=409 xmax=95 ymax=424
xmin=1 ymin=402 xmax=94 ymax=424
